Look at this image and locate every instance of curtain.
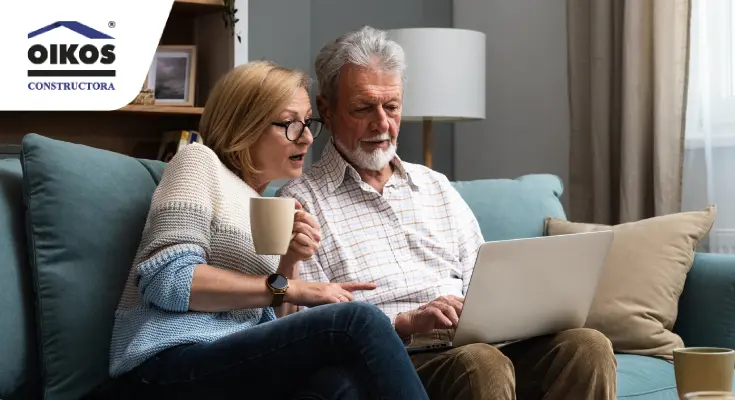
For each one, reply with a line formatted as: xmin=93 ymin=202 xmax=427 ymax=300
xmin=566 ymin=0 xmax=691 ymax=224
xmin=681 ymin=0 xmax=735 ymax=254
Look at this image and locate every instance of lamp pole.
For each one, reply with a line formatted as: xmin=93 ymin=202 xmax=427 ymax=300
xmin=423 ymin=117 xmax=433 ymax=169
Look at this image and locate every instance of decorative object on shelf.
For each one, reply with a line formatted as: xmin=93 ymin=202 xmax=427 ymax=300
xmin=129 ymin=78 xmax=155 ymax=106
xmin=222 ymin=0 xmax=241 ymax=43
xmin=145 ymin=45 xmax=197 ymax=107
xmin=157 ymin=130 xmax=203 ymax=162
xmin=385 ymin=28 xmax=486 ymax=169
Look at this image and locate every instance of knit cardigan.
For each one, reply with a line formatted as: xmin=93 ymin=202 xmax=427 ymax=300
xmin=108 ymin=143 xmax=279 ymax=377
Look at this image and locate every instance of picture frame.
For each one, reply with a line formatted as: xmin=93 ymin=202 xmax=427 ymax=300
xmin=145 ymin=45 xmax=197 ymax=107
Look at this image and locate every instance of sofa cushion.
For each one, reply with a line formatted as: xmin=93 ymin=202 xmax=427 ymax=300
xmin=20 ymin=134 xmax=166 ymax=400
xmin=451 ymin=174 xmax=566 ymax=241
xmin=617 ymin=353 xmax=735 ymax=399
xmin=0 ymin=159 xmax=40 ymax=400
xmin=617 ymin=354 xmax=678 ymax=399
xmin=545 ymin=207 xmax=716 ymax=361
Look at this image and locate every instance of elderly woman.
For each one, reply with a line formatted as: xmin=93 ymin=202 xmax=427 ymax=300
xmin=107 ymin=61 xmax=428 ymax=400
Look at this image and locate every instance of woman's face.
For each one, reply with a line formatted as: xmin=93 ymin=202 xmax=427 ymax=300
xmin=250 ymin=87 xmax=314 ymax=186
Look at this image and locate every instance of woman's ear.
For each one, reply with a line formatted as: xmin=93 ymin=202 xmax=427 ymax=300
xmin=315 ymin=95 xmax=331 ymax=129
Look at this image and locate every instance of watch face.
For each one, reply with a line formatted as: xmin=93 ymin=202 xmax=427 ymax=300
xmin=267 ymin=274 xmax=288 ymax=290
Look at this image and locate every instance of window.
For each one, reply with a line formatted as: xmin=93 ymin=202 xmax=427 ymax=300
xmin=682 ymin=0 xmax=735 ymax=255
xmin=713 ymin=0 xmax=735 ymax=126
xmin=685 ymin=0 xmax=735 ymax=147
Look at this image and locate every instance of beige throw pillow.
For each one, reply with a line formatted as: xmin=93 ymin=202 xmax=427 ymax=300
xmin=544 ymin=206 xmax=716 ymax=360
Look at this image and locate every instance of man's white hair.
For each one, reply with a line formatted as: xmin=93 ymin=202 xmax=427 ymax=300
xmin=314 ymin=25 xmax=406 ymax=105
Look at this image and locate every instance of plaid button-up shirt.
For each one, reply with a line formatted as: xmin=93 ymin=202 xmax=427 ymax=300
xmin=277 ymin=140 xmax=485 ymax=321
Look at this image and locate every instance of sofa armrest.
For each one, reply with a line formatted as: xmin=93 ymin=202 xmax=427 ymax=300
xmin=674 ymin=252 xmax=735 ymax=349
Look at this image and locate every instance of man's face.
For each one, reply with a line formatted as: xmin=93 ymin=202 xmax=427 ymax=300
xmin=317 ymin=64 xmax=402 ymax=171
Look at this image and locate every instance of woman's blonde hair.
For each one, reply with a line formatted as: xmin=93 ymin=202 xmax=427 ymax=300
xmin=200 ymin=60 xmax=311 ymax=177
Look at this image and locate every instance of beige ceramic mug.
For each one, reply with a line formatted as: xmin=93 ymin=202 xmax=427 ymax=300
xmin=674 ymin=347 xmax=735 ymax=399
xmin=250 ymin=197 xmax=297 ymax=255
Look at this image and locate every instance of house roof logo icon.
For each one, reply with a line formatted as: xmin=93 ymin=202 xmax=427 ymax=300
xmin=28 ymin=21 xmax=113 ymax=40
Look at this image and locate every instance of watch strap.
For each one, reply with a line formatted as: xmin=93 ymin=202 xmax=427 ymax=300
xmin=271 ymin=291 xmax=285 ymax=307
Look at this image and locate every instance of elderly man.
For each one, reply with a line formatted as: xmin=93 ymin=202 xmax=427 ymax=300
xmin=277 ymin=25 xmax=617 ymax=400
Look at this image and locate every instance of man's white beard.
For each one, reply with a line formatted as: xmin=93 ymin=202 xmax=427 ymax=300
xmin=335 ymin=134 xmax=397 ymax=172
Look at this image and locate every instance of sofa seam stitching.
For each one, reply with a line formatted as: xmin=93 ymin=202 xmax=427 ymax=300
xmin=20 ymin=135 xmax=52 ymax=399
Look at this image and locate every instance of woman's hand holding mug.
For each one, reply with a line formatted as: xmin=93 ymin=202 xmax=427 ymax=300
xmin=250 ymin=198 xmax=320 ymax=265
xmin=284 ymin=201 xmax=321 ymax=263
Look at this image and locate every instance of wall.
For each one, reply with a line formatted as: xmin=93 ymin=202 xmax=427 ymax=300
xmin=247 ymin=0 xmax=311 ymax=187
xmin=234 ymin=0 xmax=249 ymax=66
xmin=248 ymin=0 xmax=570 ymax=187
xmin=247 ymin=0 xmax=311 ymax=74
xmin=248 ymin=0 xmax=455 ymax=179
xmin=452 ymin=0 xmax=571 ymax=206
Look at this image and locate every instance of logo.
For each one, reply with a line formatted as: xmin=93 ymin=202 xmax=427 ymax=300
xmin=0 ymin=0 xmax=175 ymax=110
xmin=27 ymin=21 xmax=116 ymax=92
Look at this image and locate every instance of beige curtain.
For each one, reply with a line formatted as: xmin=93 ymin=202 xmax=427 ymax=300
xmin=566 ymin=0 xmax=691 ymax=224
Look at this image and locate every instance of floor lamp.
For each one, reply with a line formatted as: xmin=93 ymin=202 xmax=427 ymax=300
xmin=386 ymin=28 xmax=486 ymax=169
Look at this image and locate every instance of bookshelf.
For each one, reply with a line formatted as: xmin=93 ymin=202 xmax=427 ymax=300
xmin=0 ymin=0 xmax=235 ymax=159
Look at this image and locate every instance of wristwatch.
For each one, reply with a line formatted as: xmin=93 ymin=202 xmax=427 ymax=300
xmin=266 ymin=274 xmax=289 ymax=306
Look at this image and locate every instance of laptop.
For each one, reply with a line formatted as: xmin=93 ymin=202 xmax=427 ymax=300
xmin=406 ymin=230 xmax=613 ymax=354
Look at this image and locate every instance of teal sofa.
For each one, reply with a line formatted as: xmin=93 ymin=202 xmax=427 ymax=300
xmin=1 ymin=133 xmax=734 ymax=400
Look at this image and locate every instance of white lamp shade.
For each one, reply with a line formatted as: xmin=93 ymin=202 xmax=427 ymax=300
xmin=386 ymin=28 xmax=486 ymax=122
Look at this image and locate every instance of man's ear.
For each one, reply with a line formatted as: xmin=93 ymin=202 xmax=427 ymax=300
xmin=316 ymin=95 xmax=331 ymax=129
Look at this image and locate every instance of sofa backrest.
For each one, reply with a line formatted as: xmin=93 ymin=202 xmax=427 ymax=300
xmin=0 ymin=158 xmax=40 ymax=400
xmin=451 ymin=174 xmax=567 ymax=240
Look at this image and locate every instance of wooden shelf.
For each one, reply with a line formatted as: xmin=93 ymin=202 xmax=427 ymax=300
xmin=0 ymin=111 xmax=201 ymax=158
xmin=172 ymin=0 xmax=225 ymax=13
xmin=117 ymin=105 xmax=204 ymax=115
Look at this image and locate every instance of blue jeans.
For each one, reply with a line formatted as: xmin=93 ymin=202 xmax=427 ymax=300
xmin=125 ymin=302 xmax=428 ymax=400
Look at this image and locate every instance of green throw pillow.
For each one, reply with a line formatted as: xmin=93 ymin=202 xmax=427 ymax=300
xmin=21 ymin=134 xmax=165 ymax=400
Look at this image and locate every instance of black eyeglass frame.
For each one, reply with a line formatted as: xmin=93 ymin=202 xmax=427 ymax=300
xmin=271 ymin=118 xmax=324 ymax=142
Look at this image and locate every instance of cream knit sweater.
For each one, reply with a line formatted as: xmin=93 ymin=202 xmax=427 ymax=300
xmin=108 ymin=143 xmax=280 ymax=377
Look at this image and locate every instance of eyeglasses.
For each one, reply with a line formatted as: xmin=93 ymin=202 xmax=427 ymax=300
xmin=271 ymin=118 xmax=324 ymax=142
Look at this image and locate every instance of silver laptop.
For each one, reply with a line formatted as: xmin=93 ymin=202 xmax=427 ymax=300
xmin=407 ymin=230 xmax=613 ymax=353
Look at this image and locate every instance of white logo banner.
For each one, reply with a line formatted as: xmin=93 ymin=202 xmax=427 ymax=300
xmin=0 ymin=0 xmax=174 ymax=110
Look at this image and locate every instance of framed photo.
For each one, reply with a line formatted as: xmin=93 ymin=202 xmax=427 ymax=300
xmin=145 ymin=45 xmax=197 ymax=106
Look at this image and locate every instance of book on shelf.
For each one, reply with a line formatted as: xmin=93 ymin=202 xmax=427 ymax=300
xmin=157 ymin=130 xmax=203 ymax=162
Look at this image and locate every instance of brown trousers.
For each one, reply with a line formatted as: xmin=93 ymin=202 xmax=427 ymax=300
xmin=408 ymin=328 xmax=617 ymax=400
